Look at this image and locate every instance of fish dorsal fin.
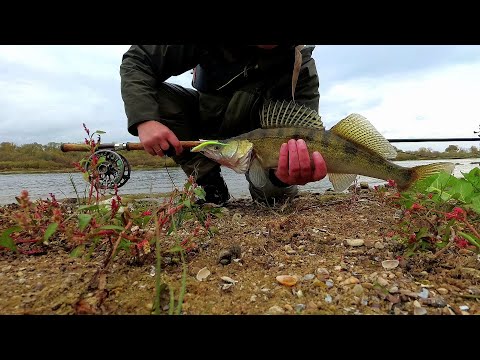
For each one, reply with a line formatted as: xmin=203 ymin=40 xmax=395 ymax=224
xmin=330 ymin=113 xmax=397 ymax=159
xmin=328 ymin=173 xmax=358 ymax=192
xmin=260 ymin=100 xmax=324 ymax=130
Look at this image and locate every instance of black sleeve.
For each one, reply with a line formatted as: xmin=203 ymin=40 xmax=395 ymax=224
xmin=120 ymin=45 xmax=200 ymax=135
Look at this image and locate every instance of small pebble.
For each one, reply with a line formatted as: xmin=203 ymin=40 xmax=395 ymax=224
xmin=437 ymin=288 xmax=448 ymax=295
xmin=353 ymin=284 xmax=364 ymax=296
xmin=377 ymin=277 xmax=389 ymax=287
xmin=414 ymin=307 xmax=427 ymax=315
xmin=389 ymin=286 xmax=399 ymax=294
xmin=284 ymin=304 xmax=293 ymax=311
xmin=307 ymin=301 xmax=317 ymax=310
xmin=284 ymin=245 xmax=297 ymax=254
xmin=340 ymin=277 xmax=360 ymax=286
xmin=418 ymin=288 xmax=429 ymax=299
xmin=326 ymin=280 xmax=334 ymax=288
xmin=303 ymin=274 xmax=315 ymax=281
xmin=325 ymin=294 xmax=333 ymax=303
xmin=316 ymin=268 xmax=330 ymax=276
xmin=276 ymin=275 xmax=298 ymax=287
xmin=266 ymin=305 xmax=285 ymax=315
xmin=346 ymin=239 xmax=364 ymax=247
xmin=382 ymin=260 xmax=399 ymax=270
xmin=459 ymin=305 xmax=470 ymax=311
xmin=196 ymin=267 xmax=211 ymax=282
xmin=295 ymin=304 xmax=306 ymax=312
xmin=374 ymin=242 xmax=385 ymax=249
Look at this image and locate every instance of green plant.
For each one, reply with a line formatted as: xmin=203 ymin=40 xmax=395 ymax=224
xmin=0 ymin=123 xmax=222 ymax=315
xmin=378 ymin=167 xmax=480 ymax=256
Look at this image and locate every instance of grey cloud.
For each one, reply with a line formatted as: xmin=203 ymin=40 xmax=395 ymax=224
xmin=312 ymin=45 xmax=480 ymax=88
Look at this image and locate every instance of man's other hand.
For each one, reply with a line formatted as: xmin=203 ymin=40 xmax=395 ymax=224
xmin=274 ymin=139 xmax=327 ymax=185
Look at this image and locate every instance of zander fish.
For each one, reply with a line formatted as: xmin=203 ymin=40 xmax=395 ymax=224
xmin=191 ymin=100 xmax=455 ymax=192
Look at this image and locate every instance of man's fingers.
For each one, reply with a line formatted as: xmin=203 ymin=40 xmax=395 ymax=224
xmin=275 ymin=143 xmax=290 ymax=181
xmin=166 ymin=133 xmax=183 ymax=155
xmin=288 ymin=139 xmax=300 ymax=179
xmin=153 ymin=145 xmax=164 ymax=157
xmin=312 ymin=151 xmax=327 ymax=181
xmin=296 ymin=139 xmax=311 ymax=180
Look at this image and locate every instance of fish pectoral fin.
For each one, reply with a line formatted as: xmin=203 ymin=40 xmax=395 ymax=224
xmin=328 ymin=173 xmax=358 ymax=192
xmin=248 ymin=158 xmax=269 ymax=189
xmin=330 ymin=114 xmax=397 ymax=159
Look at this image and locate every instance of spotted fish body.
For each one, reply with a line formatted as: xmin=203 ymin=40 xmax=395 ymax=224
xmin=192 ymin=100 xmax=455 ymax=192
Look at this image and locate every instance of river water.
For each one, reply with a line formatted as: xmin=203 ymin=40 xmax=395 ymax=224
xmin=0 ymin=158 xmax=478 ymax=205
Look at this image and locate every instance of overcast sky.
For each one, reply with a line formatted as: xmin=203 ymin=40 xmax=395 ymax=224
xmin=1 ymin=45 xmax=479 ymax=152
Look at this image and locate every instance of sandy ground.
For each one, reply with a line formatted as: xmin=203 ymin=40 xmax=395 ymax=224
xmin=1 ymin=189 xmax=479 ymax=315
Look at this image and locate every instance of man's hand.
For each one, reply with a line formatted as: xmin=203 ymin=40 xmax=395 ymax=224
xmin=137 ymin=121 xmax=183 ymax=157
xmin=274 ymin=139 xmax=327 ymax=185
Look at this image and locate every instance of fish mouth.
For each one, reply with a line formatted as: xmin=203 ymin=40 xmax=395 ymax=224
xmin=190 ymin=140 xmax=227 ymax=152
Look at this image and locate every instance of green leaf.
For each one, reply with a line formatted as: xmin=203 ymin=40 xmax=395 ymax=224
xmin=77 ymin=204 xmax=100 ymax=211
xmin=116 ymin=239 xmax=132 ymax=254
xmin=0 ymin=226 xmax=21 ymax=252
xmin=82 ymin=172 xmax=90 ymax=182
xmin=416 ymin=227 xmax=430 ymax=240
xmin=94 ymin=130 xmax=106 ymax=134
xmin=194 ymin=187 xmax=206 ymax=200
xmin=400 ymin=198 xmax=414 ymax=210
xmin=98 ymin=225 xmax=125 ymax=231
xmin=168 ymin=245 xmax=184 ymax=253
xmin=70 ymin=244 xmax=85 ymax=257
xmin=78 ymin=214 xmax=92 ymax=231
xmin=411 ymin=174 xmax=439 ymax=193
xmin=43 ymin=223 xmax=58 ymax=242
xmin=183 ymin=199 xmax=191 ymax=209
xmin=462 ymin=167 xmax=480 ymax=190
xmin=448 ymin=179 xmax=474 ymax=203
xmin=425 ymin=172 xmax=455 ymax=193
xmin=466 ymin=195 xmax=480 ymax=214
xmin=458 ymin=231 xmax=480 ymax=248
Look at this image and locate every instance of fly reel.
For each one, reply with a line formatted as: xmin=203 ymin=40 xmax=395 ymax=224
xmin=84 ymin=150 xmax=131 ymax=189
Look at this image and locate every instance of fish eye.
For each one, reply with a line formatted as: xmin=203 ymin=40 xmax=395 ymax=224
xmin=214 ymin=145 xmax=220 ymax=150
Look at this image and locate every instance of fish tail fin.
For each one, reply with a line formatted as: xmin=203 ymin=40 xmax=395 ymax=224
xmin=399 ymin=162 xmax=455 ymax=191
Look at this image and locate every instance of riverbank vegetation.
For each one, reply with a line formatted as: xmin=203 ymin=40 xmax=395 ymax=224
xmin=0 ymin=142 xmax=177 ymax=173
xmin=0 ymin=141 xmax=479 ymax=173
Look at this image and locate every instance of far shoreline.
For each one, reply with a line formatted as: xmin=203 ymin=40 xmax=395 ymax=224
xmin=1 ymin=157 xmax=479 ymax=175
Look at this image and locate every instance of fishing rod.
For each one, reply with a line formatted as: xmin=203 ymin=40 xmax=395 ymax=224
xmin=60 ymin=137 xmax=480 ymax=152
xmin=387 ymin=137 xmax=480 ymax=143
xmin=60 ymin=141 xmax=203 ymax=152
xmin=60 ymin=137 xmax=479 ymax=190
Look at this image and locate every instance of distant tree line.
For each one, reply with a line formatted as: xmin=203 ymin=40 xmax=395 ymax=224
xmin=0 ymin=142 xmax=177 ymax=172
xmin=395 ymin=144 xmax=480 ymax=160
